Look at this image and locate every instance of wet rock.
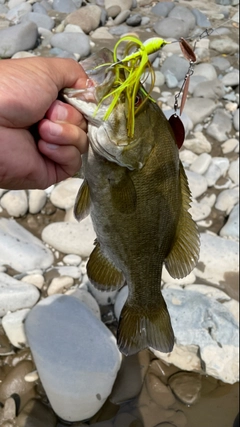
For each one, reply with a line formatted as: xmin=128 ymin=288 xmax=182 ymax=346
xmin=41 ymin=217 xmax=96 ymax=257
xmin=0 ymin=360 xmax=35 ymax=406
xmin=110 ymin=350 xmax=150 ymax=404
xmin=210 ymin=36 xmax=239 ymax=55
xmin=194 ymin=232 xmax=239 ymax=286
xmin=25 ymin=295 xmax=121 ymax=421
xmin=0 ymin=273 xmax=39 ymax=317
xmin=193 ymin=79 xmax=225 ymax=100
xmin=206 ymin=109 xmax=232 ymax=142
xmin=0 ymin=218 xmax=54 ymax=273
xmin=1 ymin=190 xmax=28 ymax=217
xmin=50 ymin=32 xmax=90 ymax=56
xmin=113 ymin=412 xmax=139 ymax=427
xmin=220 ymin=203 xmax=239 ymax=241
xmin=2 ymin=309 xmax=30 ymax=349
xmin=65 ymin=5 xmax=102 ymax=33
xmin=168 ymin=372 xmax=202 ymax=405
xmin=16 ymin=399 xmax=57 ymax=427
xmin=154 ymin=17 xmax=189 ymax=39
xmin=145 ymin=373 xmax=176 ymax=408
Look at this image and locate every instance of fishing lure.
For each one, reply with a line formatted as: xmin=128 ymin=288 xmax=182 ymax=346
xmin=95 ymin=36 xmax=170 ymax=138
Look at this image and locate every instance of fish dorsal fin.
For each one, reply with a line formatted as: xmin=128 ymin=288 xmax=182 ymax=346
xmin=87 ymin=242 xmax=125 ymax=291
xmin=110 ymin=174 xmax=137 ymax=214
xmin=74 ymin=179 xmax=91 ymax=221
xmin=164 ymin=162 xmax=200 ymax=278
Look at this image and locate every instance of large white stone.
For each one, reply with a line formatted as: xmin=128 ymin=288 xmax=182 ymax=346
xmin=25 ymin=295 xmax=121 ymax=422
xmin=215 ymin=187 xmax=239 ymax=213
xmin=114 ymin=286 xmax=239 ymax=383
xmin=50 ymin=178 xmax=83 ymax=210
xmin=0 ymin=272 xmax=39 ymax=317
xmin=41 ymin=217 xmax=96 ymax=257
xmin=0 ymin=218 xmax=54 ymax=273
xmin=194 ymin=232 xmax=239 ymax=286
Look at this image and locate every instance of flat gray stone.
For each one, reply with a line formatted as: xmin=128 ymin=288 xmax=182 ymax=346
xmin=168 ymin=5 xmax=196 ymax=31
xmin=151 ymin=2 xmax=174 ymax=17
xmin=210 ymin=36 xmax=239 ymax=55
xmin=193 ymin=79 xmax=225 ymax=100
xmin=206 ymin=109 xmax=232 ymax=142
xmin=161 ymin=54 xmax=189 ymax=82
xmin=0 ymin=21 xmax=38 ymax=58
xmin=25 ymin=295 xmax=121 ymax=421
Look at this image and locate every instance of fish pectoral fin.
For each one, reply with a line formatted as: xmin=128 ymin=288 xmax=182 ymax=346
xmin=87 ymin=242 xmax=125 ymax=291
xmin=109 ymin=174 xmax=137 ymax=214
xmin=117 ymin=297 xmax=174 ymax=356
xmin=74 ymin=179 xmax=91 ymax=221
xmin=164 ymin=162 xmax=200 ymax=279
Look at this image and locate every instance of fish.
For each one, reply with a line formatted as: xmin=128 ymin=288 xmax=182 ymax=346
xmin=63 ymin=47 xmax=200 ymax=356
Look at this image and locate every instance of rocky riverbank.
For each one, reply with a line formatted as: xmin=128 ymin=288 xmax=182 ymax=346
xmin=0 ymin=0 xmax=239 ymax=426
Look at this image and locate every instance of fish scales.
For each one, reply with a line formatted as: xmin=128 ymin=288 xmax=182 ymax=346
xmin=63 ymin=48 xmax=200 ymax=356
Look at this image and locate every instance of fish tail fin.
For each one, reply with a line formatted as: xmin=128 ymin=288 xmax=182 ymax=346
xmin=117 ymin=298 xmax=174 ymax=356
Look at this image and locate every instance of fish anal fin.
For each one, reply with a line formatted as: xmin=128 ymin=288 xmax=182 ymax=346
xmin=87 ymin=243 xmax=125 ymax=291
xmin=117 ymin=298 xmax=174 ymax=356
xmin=109 ymin=174 xmax=137 ymax=214
xmin=74 ymin=179 xmax=91 ymax=221
xmin=165 ymin=162 xmax=200 ymax=279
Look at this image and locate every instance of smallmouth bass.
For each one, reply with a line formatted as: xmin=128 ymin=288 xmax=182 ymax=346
xmin=63 ymin=48 xmax=200 ymax=356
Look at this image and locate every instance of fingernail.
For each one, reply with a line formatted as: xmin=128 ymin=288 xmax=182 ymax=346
xmin=55 ymin=103 xmax=68 ymax=121
xmin=45 ymin=143 xmax=58 ymax=150
xmin=49 ymin=122 xmax=62 ymax=136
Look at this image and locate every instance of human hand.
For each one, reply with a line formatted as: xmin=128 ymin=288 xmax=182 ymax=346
xmin=0 ymin=57 xmax=89 ymax=190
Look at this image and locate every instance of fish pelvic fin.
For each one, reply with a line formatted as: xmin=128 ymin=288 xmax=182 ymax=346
xmin=164 ymin=162 xmax=200 ymax=279
xmin=74 ymin=179 xmax=91 ymax=221
xmin=87 ymin=242 xmax=125 ymax=291
xmin=117 ymin=298 xmax=174 ymax=356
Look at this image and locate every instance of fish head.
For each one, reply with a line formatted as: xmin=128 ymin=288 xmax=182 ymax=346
xmin=63 ymin=48 xmax=159 ymax=170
